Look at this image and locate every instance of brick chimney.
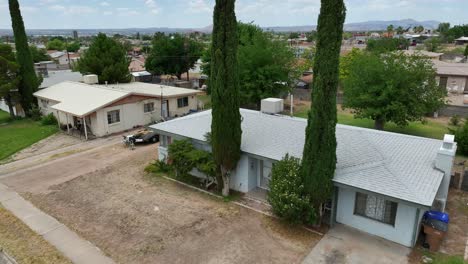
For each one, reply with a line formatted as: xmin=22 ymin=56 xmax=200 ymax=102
xmin=434 ymin=134 xmax=457 ymax=211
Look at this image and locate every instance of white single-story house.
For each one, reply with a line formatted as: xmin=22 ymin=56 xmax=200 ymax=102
xmin=34 ymin=80 xmax=201 ymax=139
xmin=150 ymin=108 xmax=456 ymax=248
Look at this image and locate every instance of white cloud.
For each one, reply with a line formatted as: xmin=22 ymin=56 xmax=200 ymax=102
xmin=103 ymin=10 xmax=113 ymax=16
xmin=116 ymin=7 xmax=139 ymax=16
xmin=100 ymin=1 xmax=110 ymax=7
xmin=144 ymin=0 xmax=160 ymax=14
xmin=187 ymin=0 xmax=211 ymax=13
xmin=48 ymin=5 xmax=97 ymax=15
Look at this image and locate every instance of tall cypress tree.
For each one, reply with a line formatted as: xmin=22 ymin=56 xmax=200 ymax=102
xmin=9 ymin=0 xmax=39 ymax=115
xmin=210 ymin=0 xmax=242 ymax=196
xmin=301 ymin=0 xmax=346 ymax=219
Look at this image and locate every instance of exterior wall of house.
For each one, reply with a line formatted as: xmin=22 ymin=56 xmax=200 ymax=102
xmin=93 ymin=98 xmax=162 ymax=137
xmin=335 ymin=186 xmax=420 ymax=247
xmin=437 ymin=75 xmax=468 ymax=94
xmin=166 ymin=95 xmax=198 ymax=117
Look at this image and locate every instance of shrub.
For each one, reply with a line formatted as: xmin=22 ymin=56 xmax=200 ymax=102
xmin=267 ymin=154 xmax=315 ymax=224
xmin=449 ymin=115 xmax=462 ymax=127
xmin=144 ymin=160 xmax=172 ymax=174
xmin=29 ymin=105 xmax=42 ymax=121
xmin=168 ymin=139 xmax=216 ymax=179
xmin=41 ymin=113 xmax=57 ymax=126
xmin=450 ymin=122 xmax=468 ymax=156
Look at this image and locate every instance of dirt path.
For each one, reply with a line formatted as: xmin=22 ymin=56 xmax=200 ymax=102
xmin=1 ymin=138 xmax=319 ymax=264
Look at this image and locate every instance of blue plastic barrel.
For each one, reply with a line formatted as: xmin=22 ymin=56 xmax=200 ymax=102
xmin=423 ymin=210 xmax=449 ymax=224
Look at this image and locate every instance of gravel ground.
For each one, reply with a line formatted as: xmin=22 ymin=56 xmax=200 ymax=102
xmin=2 ymin=140 xmax=320 ymax=264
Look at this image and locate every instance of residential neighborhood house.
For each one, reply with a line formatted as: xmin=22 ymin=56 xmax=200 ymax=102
xmin=34 ymin=77 xmax=201 ymax=139
xmin=433 ymin=60 xmax=468 ymax=94
xmin=151 ymin=106 xmax=456 ymax=248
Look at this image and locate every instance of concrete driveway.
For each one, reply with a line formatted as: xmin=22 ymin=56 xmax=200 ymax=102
xmin=302 ymin=224 xmax=410 ymax=264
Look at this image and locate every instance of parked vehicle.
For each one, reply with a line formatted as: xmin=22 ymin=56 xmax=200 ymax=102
xmin=123 ymin=129 xmax=159 ymax=146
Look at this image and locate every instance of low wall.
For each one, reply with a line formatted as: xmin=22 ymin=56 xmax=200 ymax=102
xmin=438 ymin=105 xmax=468 ymax=118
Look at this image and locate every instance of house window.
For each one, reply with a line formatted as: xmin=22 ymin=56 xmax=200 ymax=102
xmin=439 ymin=76 xmax=448 ymax=89
xmin=107 ymin=110 xmax=120 ymax=124
xmin=177 ymin=97 xmax=189 ymax=108
xmin=144 ymin=102 xmax=154 ymax=113
xmin=354 ymin=192 xmax=398 ymax=226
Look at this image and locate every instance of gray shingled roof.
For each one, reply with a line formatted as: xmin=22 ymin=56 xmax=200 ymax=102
xmin=151 ymin=109 xmax=444 ymax=206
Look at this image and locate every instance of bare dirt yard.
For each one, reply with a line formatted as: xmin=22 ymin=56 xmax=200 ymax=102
xmin=1 ymin=139 xmax=320 ymax=264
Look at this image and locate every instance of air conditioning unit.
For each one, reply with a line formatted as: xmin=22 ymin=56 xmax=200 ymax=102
xmin=432 ymin=198 xmax=446 ymax=212
xmin=83 ymin=74 xmax=99 ymax=84
xmin=261 ymin=98 xmax=284 ymax=114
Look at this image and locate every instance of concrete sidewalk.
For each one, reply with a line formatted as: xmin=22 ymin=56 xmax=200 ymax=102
xmin=302 ymin=224 xmax=409 ymax=264
xmin=0 ymin=183 xmax=114 ymax=264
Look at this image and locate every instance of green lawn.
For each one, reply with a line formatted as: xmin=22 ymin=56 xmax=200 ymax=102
xmin=197 ymin=94 xmax=212 ymax=109
xmin=294 ymin=109 xmax=451 ymax=140
xmin=0 ymin=110 xmax=58 ymax=161
xmin=423 ymin=251 xmax=467 ymax=264
xmin=0 ymin=109 xmax=10 ymax=123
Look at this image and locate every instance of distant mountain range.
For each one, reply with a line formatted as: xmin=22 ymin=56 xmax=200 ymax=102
xmin=0 ymin=19 xmax=441 ymax=36
xmin=264 ymin=19 xmax=441 ymax=32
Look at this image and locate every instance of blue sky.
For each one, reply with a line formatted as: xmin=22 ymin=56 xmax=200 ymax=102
xmin=0 ymin=0 xmax=467 ymax=29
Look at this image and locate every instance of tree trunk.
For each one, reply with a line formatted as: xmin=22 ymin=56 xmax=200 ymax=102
xmin=374 ymin=118 xmax=385 ymax=130
xmin=314 ymin=203 xmax=324 ymax=227
xmin=5 ymin=94 xmax=15 ymax=119
xmin=186 ymin=70 xmax=190 ymax=81
xmin=220 ymin=166 xmax=230 ymax=197
xmin=176 ymin=73 xmax=182 ymax=80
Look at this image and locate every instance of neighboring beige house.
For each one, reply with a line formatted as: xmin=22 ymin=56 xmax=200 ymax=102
xmin=403 ymin=50 xmax=443 ymax=60
xmin=433 ymin=60 xmax=468 ymax=94
xmin=34 ymin=80 xmax=201 ymax=139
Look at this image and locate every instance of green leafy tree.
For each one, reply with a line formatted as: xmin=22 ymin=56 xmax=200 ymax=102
xmin=268 ymin=154 xmax=315 ymax=224
xmin=306 ymin=31 xmax=317 ymax=42
xmin=464 ymin=45 xmax=468 ymax=58
xmin=367 ymin=38 xmax=409 ymax=53
xmin=46 ymin=38 xmax=66 ymax=50
xmin=446 ymin=24 xmax=468 ymax=42
xmin=339 ymin=48 xmax=362 ymax=81
xmin=202 ymin=22 xmax=296 ymax=108
xmin=9 ymin=0 xmax=39 ymax=114
xmin=413 ymin=25 xmax=424 ymax=33
xmin=342 ymin=52 xmax=446 ymax=130
xmin=146 ymin=34 xmax=204 ymax=80
xmin=66 ymin=42 xmax=80 ymax=52
xmin=437 ymin=22 xmax=450 ymax=42
xmin=387 ymin=24 xmax=394 ymax=34
xmin=29 ymin=46 xmax=50 ymax=62
xmin=0 ymin=44 xmax=20 ymax=118
xmin=450 ymin=121 xmax=468 ymax=156
xmin=210 ymin=0 xmax=242 ymax=196
xmin=301 ymin=0 xmax=346 ymax=222
xmin=424 ymin=37 xmax=441 ymax=52
xmin=289 ymin=32 xmax=300 ymax=39
xmin=76 ymin=33 xmax=130 ymax=84
xmin=396 ymin=26 xmax=405 ymax=35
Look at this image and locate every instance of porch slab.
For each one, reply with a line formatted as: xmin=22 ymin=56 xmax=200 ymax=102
xmin=302 ymin=224 xmax=410 ymax=264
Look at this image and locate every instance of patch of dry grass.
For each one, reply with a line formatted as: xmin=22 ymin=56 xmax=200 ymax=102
xmin=0 ymin=206 xmax=70 ymax=264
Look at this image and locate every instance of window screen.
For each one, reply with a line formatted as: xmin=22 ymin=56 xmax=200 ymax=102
xmin=354 ymin=192 xmax=397 ymax=226
xmin=144 ymin=102 xmax=154 ymax=113
xmin=107 ymin=110 xmax=120 ymax=124
xmin=177 ymin=97 xmax=189 ymax=108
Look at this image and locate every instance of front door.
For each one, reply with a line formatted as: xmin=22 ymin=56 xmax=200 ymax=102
xmin=465 ymin=77 xmax=468 ymax=93
xmin=161 ymin=100 xmax=168 ymax=118
xmin=260 ymin=160 xmax=272 ymax=189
